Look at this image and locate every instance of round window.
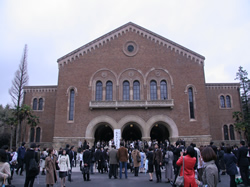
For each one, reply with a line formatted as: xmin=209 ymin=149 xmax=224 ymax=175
xmin=123 ymin=41 xmax=138 ymax=57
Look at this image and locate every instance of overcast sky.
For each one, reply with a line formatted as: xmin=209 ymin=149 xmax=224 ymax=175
xmin=0 ymin=0 xmax=250 ymax=107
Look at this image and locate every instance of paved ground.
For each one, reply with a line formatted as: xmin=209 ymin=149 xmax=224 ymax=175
xmin=11 ymin=166 xmax=232 ymax=187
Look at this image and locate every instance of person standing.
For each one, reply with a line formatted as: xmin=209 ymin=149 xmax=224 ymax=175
xmin=153 ymin=143 xmax=162 ymax=183
xmin=117 ymin=142 xmax=128 ymax=179
xmin=68 ymin=146 xmax=75 ymax=169
xmin=237 ymin=140 xmax=250 ymax=187
xmin=224 ymin=146 xmax=238 ymax=187
xmin=82 ymin=145 xmax=91 ymax=181
xmin=58 ymin=149 xmax=71 ymax=187
xmin=24 ymin=143 xmax=39 ymax=187
xmin=45 ymin=149 xmax=58 ymax=187
xmin=131 ymin=145 xmax=141 ymax=177
xmin=147 ymin=147 xmax=154 ymax=181
xmin=16 ymin=142 xmax=26 ymax=176
xmin=9 ymin=147 xmax=18 ymax=180
xmin=165 ymin=146 xmax=174 ymax=183
xmin=108 ymin=144 xmax=118 ymax=179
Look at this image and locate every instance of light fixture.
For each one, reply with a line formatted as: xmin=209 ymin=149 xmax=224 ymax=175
xmin=130 ymin=124 xmax=133 ymax=127
xmin=155 ymin=124 xmax=158 ymax=127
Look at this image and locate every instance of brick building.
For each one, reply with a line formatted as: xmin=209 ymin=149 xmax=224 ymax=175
xmin=23 ymin=22 xmax=241 ymax=149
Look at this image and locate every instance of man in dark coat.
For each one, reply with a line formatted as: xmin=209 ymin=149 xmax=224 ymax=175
xmin=153 ymin=143 xmax=162 ymax=183
xmin=16 ymin=142 xmax=26 ymax=176
xmin=83 ymin=145 xmax=92 ymax=181
xmin=24 ymin=143 xmax=39 ymax=187
xmin=69 ymin=146 xmax=75 ymax=169
xmin=237 ymin=140 xmax=250 ymax=186
xmin=95 ymin=147 xmax=103 ymax=173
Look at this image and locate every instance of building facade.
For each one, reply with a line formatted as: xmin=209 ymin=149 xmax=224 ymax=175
xmin=23 ymin=22 xmax=241 ymax=149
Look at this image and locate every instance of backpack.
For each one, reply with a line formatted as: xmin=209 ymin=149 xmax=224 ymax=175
xmin=29 ymin=152 xmax=39 ymax=174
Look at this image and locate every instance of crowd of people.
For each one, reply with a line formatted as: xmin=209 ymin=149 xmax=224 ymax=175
xmin=0 ymin=139 xmax=249 ymax=187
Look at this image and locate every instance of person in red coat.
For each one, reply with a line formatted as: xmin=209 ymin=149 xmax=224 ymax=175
xmin=176 ymin=146 xmax=197 ymax=187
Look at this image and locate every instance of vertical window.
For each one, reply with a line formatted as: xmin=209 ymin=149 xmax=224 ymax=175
xmin=123 ymin=81 xmax=130 ymax=101
xmin=106 ymin=81 xmax=113 ymax=101
xmin=188 ymin=87 xmax=195 ymax=119
xmin=133 ymin=81 xmax=140 ymax=100
xmin=150 ymin=80 xmax=157 ymax=100
xmin=69 ymin=89 xmax=75 ymax=121
xmin=223 ymin=125 xmax=229 ymax=140
xmin=38 ymin=98 xmax=43 ymax=110
xmin=30 ymin=127 xmax=34 ymax=142
xmin=220 ymin=95 xmax=225 ymax=108
xmin=160 ymin=80 xmax=168 ymax=100
xmin=230 ymin=124 xmax=235 ymax=140
xmin=226 ymin=95 xmax=231 ymax=108
xmin=32 ymin=98 xmax=37 ymax=110
xmin=95 ymin=81 xmax=103 ymax=101
xmin=36 ymin=127 xmax=41 ymax=142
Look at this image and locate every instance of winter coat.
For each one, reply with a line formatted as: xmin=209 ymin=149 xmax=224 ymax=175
xmin=58 ymin=155 xmax=70 ymax=172
xmin=223 ymin=153 xmax=238 ymax=175
xmin=45 ymin=155 xmax=58 ymax=185
xmin=24 ymin=149 xmax=39 ymax=177
xmin=176 ymin=155 xmax=198 ymax=187
xmin=117 ymin=146 xmax=128 ymax=162
xmin=202 ymin=160 xmax=218 ymax=187
xmin=0 ymin=162 xmax=11 ymax=181
xmin=131 ymin=149 xmax=141 ymax=167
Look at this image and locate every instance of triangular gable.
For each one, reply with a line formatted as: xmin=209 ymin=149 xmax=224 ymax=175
xmin=57 ymin=22 xmax=205 ymax=68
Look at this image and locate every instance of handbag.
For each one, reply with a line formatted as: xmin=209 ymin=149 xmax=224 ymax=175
xmin=175 ymin=156 xmax=185 ymax=186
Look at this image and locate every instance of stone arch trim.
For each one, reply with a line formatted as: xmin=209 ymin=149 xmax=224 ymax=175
xmin=89 ymin=68 xmax=118 ymax=87
xmin=85 ymin=115 xmax=118 ymax=138
xmin=117 ymin=115 xmax=146 ymax=137
xmin=146 ymin=115 xmax=179 ymax=138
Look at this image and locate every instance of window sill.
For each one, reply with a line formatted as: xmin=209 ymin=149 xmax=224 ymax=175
xmin=89 ymin=100 xmax=174 ymax=110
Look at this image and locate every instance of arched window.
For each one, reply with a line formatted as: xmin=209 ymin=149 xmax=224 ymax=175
xmin=160 ymin=80 xmax=168 ymax=100
xmin=133 ymin=81 xmax=140 ymax=100
xmin=123 ymin=81 xmax=130 ymax=101
xmin=69 ymin=89 xmax=75 ymax=121
xmin=36 ymin=127 xmax=41 ymax=142
xmin=30 ymin=127 xmax=35 ymax=142
xmin=223 ymin=125 xmax=229 ymax=140
xmin=95 ymin=81 xmax=103 ymax=101
xmin=226 ymin=95 xmax=231 ymax=108
xmin=38 ymin=98 xmax=43 ymax=110
xmin=106 ymin=81 xmax=113 ymax=101
xmin=230 ymin=124 xmax=235 ymax=140
xmin=220 ymin=95 xmax=225 ymax=108
xmin=150 ymin=80 xmax=157 ymax=100
xmin=188 ymin=87 xmax=195 ymax=119
xmin=32 ymin=98 xmax=37 ymax=110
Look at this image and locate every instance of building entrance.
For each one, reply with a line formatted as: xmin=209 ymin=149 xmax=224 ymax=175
xmin=94 ymin=124 xmax=113 ymax=143
xmin=150 ymin=123 xmax=169 ymax=143
xmin=122 ymin=123 xmax=142 ymax=141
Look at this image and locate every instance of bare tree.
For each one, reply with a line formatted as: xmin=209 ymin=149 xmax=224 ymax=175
xmin=9 ymin=44 xmax=29 ymax=146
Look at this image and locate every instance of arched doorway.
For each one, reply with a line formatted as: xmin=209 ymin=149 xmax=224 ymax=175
xmin=122 ymin=123 xmax=142 ymax=141
xmin=150 ymin=123 xmax=169 ymax=143
xmin=94 ymin=124 xmax=113 ymax=143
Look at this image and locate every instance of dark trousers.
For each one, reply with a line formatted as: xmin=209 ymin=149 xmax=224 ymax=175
xmin=16 ymin=158 xmax=24 ymax=174
xmin=24 ymin=176 xmax=35 ymax=187
xmin=83 ymin=166 xmax=90 ymax=181
xmin=154 ymin=162 xmax=161 ymax=181
xmin=134 ymin=167 xmax=139 ymax=176
xmin=109 ymin=164 xmax=117 ymax=178
xmin=229 ymin=175 xmax=236 ymax=187
xmin=240 ymin=166 xmax=250 ymax=186
xmin=98 ymin=161 xmax=103 ymax=173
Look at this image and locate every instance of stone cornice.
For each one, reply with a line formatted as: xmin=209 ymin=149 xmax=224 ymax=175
xmin=57 ymin=22 xmax=205 ymax=68
xmin=23 ymin=86 xmax=57 ymax=93
xmin=206 ymin=83 xmax=240 ymax=90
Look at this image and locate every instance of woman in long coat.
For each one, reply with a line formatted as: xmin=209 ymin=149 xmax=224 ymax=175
xmin=131 ymin=146 xmax=141 ymax=177
xmin=176 ymin=146 xmax=198 ymax=187
xmin=165 ymin=146 xmax=174 ymax=183
xmin=45 ymin=148 xmax=58 ymax=187
xmin=58 ymin=149 xmax=71 ymax=187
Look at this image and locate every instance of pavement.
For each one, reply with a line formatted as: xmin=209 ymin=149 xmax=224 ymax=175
xmin=11 ymin=166 xmax=232 ymax=187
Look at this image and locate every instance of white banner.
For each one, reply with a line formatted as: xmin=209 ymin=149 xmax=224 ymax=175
xmin=114 ymin=129 xmax=121 ymax=149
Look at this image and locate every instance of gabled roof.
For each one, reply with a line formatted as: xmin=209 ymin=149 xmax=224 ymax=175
xmin=57 ymin=22 xmax=205 ymax=67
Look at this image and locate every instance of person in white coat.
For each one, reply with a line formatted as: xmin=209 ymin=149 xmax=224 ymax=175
xmin=58 ymin=149 xmax=71 ymax=187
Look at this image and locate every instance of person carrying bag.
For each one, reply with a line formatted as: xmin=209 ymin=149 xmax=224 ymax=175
xmin=175 ymin=156 xmax=184 ymax=186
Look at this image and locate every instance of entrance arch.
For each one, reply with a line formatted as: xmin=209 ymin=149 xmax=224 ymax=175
xmin=94 ymin=123 xmax=113 ymax=143
xmin=150 ymin=123 xmax=169 ymax=143
xmin=122 ymin=123 xmax=142 ymax=141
